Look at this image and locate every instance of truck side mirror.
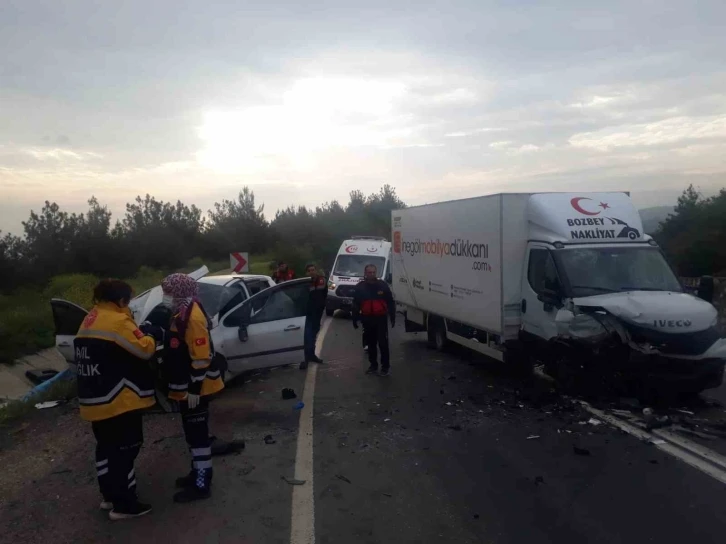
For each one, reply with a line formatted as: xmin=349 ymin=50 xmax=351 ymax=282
xmin=537 ymin=289 xmax=561 ymax=312
xmin=697 ymin=275 xmax=714 ymax=304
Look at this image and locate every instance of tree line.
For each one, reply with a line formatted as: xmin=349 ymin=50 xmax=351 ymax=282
xmin=0 ymin=185 xmax=405 ymax=293
xmin=655 ymin=185 xmax=726 ymax=277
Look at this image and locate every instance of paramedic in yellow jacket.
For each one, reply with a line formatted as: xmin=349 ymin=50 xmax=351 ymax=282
xmin=161 ymin=273 xmax=224 ymax=503
xmin=75 ymin=279 xmax=164 ymax=521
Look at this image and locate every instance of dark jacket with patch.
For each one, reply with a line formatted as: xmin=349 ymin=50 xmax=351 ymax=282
xmin=352 ymin=280 xmax=395 ymax=323
xmin=307 ymin=275 xmax=328 ymax=317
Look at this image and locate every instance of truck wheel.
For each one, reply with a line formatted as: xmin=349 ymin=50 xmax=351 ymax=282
xmin=326 ymin=307 xmax=334 ymax=317
xmin=428 ymin=318 xmax=449 ymax=351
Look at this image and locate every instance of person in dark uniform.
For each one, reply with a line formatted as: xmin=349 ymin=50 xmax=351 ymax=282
xmin=161 ymin=273 xmax=225 ymax=503
xmin=75 ymin=279 xmax=163 ymax=520
xmin=352 ymin=264 xmax=396 ymax=376
xmin=272 ymin=261 xmax=296 ymax=283
xmin=300 ymin=263 xmax=328 ymax=369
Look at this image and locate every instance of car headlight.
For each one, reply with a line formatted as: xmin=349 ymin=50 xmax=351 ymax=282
xmin=328 ymin=281 xmax=336 ymax=290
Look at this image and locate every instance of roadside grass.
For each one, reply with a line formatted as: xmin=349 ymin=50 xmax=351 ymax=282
xmin=0 ymin=257 xmax=256 ymax=366
xmin=0 ymin=377 xmax=77 ymax=427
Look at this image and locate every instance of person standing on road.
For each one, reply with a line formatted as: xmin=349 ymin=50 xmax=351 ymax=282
xmin=272 ymin=261 xmax=296 ymax=283
xmin=352 ymin=264 xmax=395 ymax=376
xmin=161 ymin=273 xmax=225 ymax=503
xmin=75 ymin=279 xmax=163 ymax=521
xmin=300 ymin=263 xmax=328 ymax=369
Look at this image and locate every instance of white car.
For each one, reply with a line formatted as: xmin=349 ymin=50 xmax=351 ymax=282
xmin=50 ymin=267 xmax=312 ymax=380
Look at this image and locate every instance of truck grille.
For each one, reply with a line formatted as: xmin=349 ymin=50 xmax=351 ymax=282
xmin=625 ymin=324 xmax=722 ymax=356
xmin=336 ymin=285 xmax=356 ymax=298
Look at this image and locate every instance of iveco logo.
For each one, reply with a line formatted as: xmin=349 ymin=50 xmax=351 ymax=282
xmin=412 ymin=278 xmax=424 ymax=290
xmin=653 ymin=319 xmax=692 ymax=328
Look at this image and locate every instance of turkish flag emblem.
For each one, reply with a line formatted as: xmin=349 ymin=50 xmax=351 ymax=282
xmin=170 ymin=338 xmax=180 ymax=349
xmin=133 ymin=329 xmax=144 ymax=339
xmin=195 ymin=338 xmax=207 ymax=346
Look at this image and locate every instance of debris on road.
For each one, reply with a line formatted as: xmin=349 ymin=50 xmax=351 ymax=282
xmin=211 ymin=438 xmax=246 ymax=456
xmin=264 ymin=435 xmax=276 ymax=445
xmin=293 ymin=401 xmax=305 ymax=410
xmin=449 ymin=425 xmax=463 ymax=431
xmin=384 ymin=418 xmax=391 ymax=422
xmin=587 ymin=418 xmax=602 ymax=426
xmin=573 ymin=446 xmax=591 ymax=456
xmin=676 ymin=409 xmax=695 ymax=416
xmin=282 ymin=477 xmax=306 ymax=486
xmin=534 ymin=476 xmax=545 ymax=486
xmin=335 ymin=474 xmax=352 ymax=484
xmin=282 ymin=388 xmax=297 ymax=400
xmin=526 ymin=435 xmax=540 ymax=440
xmin=446 ymin=374 xmax=457 ymax=381
xmin=34 ymin=400 xmax=61 ymax=410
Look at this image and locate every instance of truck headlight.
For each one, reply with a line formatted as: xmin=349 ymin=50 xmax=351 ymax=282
xmin=568 ymin=314 xmax=607 ymax=340
xmin=328 ymin=280 xmax=336 ymax=290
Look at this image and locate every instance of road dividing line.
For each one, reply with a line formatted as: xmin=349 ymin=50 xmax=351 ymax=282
xmin=290 ymin=317 xmax=333 ymax=544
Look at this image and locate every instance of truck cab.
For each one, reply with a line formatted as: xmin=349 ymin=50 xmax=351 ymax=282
xmin=326 ymin=236 xmax=392 ymax=316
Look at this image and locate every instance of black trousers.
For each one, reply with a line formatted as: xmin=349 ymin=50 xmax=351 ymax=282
xmin=92 ymin=410 xmax=143 ymax=506
xmin=180 ymin=397 xmax=213 ymax=489
xmin=362 ymin=316 xmax=390 ymax=370
xmin=304 ymin=311 xmax=322 ymax=362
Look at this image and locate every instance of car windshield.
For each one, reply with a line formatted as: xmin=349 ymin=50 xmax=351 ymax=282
xmin=556 ymin=247 xmax=683 ymax=297
xmin=333 ymin=255 xmax=386 ymax=277
xmin=197 ymin=281 xmax=246 ymax=317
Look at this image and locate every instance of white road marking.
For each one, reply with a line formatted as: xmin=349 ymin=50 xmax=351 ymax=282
xmin=534 ymin=368 xmax=726 ymax=485
xmin=290 ymin=317 xmax=333 ymax=544
xmin=580 ymin=403 xmax=726 ymax=486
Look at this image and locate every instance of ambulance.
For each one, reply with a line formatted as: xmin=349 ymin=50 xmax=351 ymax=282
xmin=326 ymin=236 xmax=392 ymax=316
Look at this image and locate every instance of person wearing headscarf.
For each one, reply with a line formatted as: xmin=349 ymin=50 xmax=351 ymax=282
xmin=160 ymin=273 xmax=224 ymax=503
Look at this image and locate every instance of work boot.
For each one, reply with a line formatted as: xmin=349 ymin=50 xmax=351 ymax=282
xmin=174 ymin=468 xmax=212 ymax=503
xmin=109 ymin=500 xmax=152 ymax=521
xmin=312 ymin=356 xmax=324 ymax=364
xmin=299 ymin=361 xmax=309 ymax=370
xmin=100 ymin=499 xmax=113 ymax=511
xmin=365 ymin=366 xmax=378 ymax=375
xmin=379 ymin=368 xmax=390 ymax=377
xmin=175 ymin=471 xmax=196 ymax=489
xmin=173 ymin=486 xmax=211 ymax=503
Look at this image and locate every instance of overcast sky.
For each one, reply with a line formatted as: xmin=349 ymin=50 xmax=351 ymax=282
xmin=1 ymin=1 xmax=725 ymax=235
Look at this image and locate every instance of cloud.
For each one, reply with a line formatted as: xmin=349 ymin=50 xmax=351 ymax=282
xmin=0 ymin=1 xmax=725 ymax=235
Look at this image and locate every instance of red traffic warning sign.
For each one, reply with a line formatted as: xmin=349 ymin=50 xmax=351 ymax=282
xmin=230 ymin=252 xmax=249 ymax=273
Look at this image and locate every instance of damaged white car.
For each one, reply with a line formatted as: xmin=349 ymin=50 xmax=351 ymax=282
xmin=51 ymin=267 xmax=311 ymax=383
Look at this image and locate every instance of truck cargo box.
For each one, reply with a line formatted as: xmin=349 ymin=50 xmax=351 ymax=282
xmin=392 ymin=194 xmax=530 ymax=339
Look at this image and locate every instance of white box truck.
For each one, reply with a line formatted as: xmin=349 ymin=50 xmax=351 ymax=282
xmin=392 ymin=192 xmax=726 ymax=393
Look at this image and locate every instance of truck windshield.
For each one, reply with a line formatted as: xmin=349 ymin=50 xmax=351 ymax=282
xmin=556 ymin=247 xmax=682 ymax=297
xmin=333 ymin=255 xmax=386 ymax=277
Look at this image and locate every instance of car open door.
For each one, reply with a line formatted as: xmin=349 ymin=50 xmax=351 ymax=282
xmin=50 ymin=298 xmax=88 ymax=371
xmin=217 ymin=278 xmax=310 ymax=374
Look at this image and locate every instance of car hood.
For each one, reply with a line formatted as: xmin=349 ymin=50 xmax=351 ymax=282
xmin=573 ymin=291 xmax=718 ymax=333
xmin=128 ymin=265 xmax=209 ymax=324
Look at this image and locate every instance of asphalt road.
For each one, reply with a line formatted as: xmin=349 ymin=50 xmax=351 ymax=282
xmin=1 ymin=317 xmax=726 ymax=543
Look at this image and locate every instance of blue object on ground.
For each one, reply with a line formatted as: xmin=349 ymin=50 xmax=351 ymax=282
xmin=21 ymin=368 xmax=73 ymax=402
xmin=293 ymin=401 xmax=305 ymax=411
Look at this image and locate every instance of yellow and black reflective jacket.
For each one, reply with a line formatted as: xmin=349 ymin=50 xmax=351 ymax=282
xmin=165 ymin=302 xmax=224 ymax=401
xmin=74 ymin=302 xmax=157 ymax=422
